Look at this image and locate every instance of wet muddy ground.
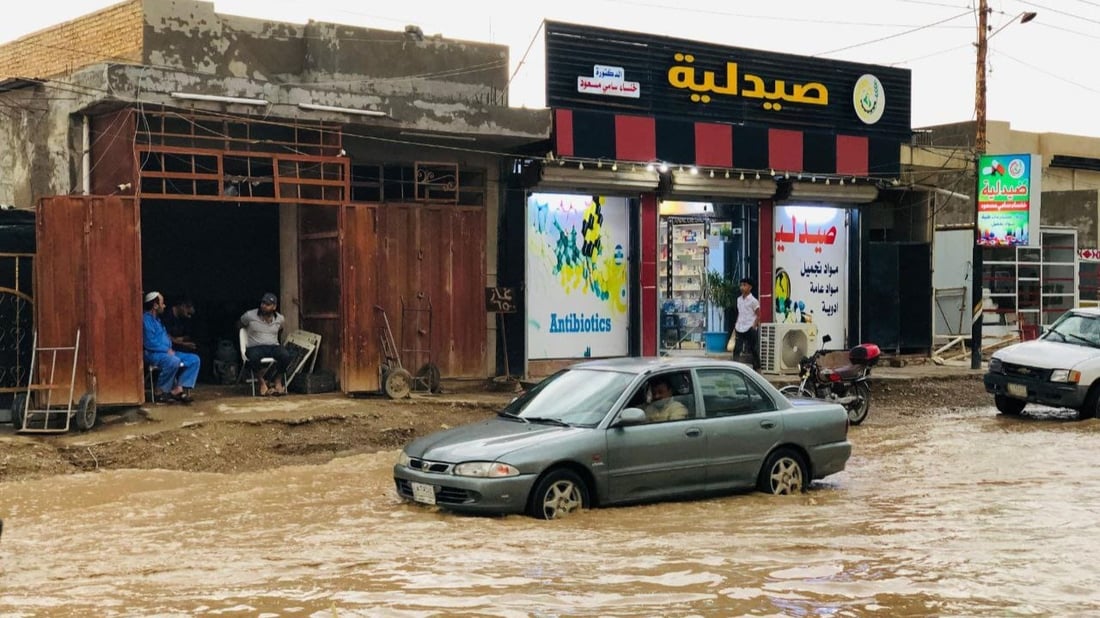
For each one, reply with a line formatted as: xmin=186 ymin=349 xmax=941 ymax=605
xmin=4 ymin=376 xmax=1098 ymax=615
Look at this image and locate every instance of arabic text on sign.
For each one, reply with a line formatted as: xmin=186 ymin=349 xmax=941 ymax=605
xmin=666 ymin=52 xmax=828 ymax=110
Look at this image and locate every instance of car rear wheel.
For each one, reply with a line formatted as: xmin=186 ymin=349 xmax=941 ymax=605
xmin=757 ymin=448 xmax=807 ymax=495
xmin=527 ymin=469 xmax=588 ymax=520
xmin=994 ymin=394 xmax=1026 ymax=416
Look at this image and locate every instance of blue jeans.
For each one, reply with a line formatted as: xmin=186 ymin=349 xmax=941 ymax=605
xmin=145 ymin=350 xmax=201 ymax=391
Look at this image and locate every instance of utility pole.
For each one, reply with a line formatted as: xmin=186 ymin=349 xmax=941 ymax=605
xmin=975 ymin=0 xmax=990 ymax=153
xmin=971 ymin=0 xmax=989 ymax=370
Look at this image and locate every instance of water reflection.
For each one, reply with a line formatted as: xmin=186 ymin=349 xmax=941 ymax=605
xmin=1 ymin=407 xmax=1098 ymax=616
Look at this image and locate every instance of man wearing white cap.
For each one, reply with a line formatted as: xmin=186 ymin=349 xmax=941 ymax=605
xmin=143 ymin=291 xmax=201 ymax=403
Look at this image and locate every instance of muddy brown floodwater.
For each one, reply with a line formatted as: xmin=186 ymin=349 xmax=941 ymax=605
xmin=1 ymin=399 xmax=1099 ymax=616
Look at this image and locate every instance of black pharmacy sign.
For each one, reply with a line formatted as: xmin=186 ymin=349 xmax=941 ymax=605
xmin=545 ymin=21 xmax=911 ymax=138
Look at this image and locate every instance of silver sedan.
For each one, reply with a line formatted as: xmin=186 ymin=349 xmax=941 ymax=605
xmin=393 ymin=357 xmax=851 ymax=519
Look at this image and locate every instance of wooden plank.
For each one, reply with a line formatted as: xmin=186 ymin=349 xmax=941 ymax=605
xmin=86 ymin=196 xmax=144 ymax=405
xmin=340 ymin=203 xmax=380 ymax=392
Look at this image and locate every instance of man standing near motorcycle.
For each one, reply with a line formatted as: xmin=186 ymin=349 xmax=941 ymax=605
xmin=733 ymin=277 xmax=761 ymax=370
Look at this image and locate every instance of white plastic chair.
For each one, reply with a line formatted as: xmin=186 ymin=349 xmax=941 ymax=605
xmin=239 ymin=327 xmax=277 ymax=396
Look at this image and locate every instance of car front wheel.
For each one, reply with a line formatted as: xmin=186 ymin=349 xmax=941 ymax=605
xmin=757 ymin=449 xmax=807 ymax=495
xmin=1079 ymin=387 xmax=1100 ymax=420
xmin=994 ymin=394 xmax=1025 ymax=416
xmin=527 ymin=469 xmax=588 ymax=520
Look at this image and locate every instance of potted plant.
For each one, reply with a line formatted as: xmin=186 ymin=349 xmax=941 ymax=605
xmin=702 ymin=270 xmax=738 ymax=353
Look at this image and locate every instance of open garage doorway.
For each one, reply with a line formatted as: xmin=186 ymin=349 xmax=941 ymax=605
xmin=140 ymin=199 xmax=280 ymax=383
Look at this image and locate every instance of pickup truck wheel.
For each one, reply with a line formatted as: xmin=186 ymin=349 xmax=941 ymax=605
xmin=1080 ymin=387 xmax=1100 ymax=420
xmin=994 ymin=395 xmax=1025 ymax=416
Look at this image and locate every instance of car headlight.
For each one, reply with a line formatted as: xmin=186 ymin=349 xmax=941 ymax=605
xmin=453 ymin=461 xmax=520 ymax=478
xmin=989 ymin=358 xmax=1003 ymax=374
xmin=1050 ymin=369 xmax=1081 ymax=384
xmin=396 ymin=451 xmax=411 ymax=467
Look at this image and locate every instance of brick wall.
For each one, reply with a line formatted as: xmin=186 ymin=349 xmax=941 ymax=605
xmin=0 ymin=0 xmax=143 ymax=79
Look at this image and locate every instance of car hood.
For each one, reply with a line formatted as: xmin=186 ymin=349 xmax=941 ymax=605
xmin=995 ymin=340 xmax=1100 ymax=369
xmin=404 ymin=418 xmax=579 ymax=462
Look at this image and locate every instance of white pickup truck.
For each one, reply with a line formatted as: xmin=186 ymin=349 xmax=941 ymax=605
xmin=983 ymin=308 xmax=1100 ymax=420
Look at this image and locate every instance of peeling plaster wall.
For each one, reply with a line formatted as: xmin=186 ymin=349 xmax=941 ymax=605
xmin=0 ymin=78 xmax=100 ymax=209
xmin=143 ymin=0 xmax=510 ymax=108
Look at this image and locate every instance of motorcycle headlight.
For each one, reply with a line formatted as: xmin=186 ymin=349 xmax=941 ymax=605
xmin=396 ymin=451 xmax=412 ymax=467
xmin=1050 ymin=369 xmax=1081 ymax=384
xmin=453 ymin=461 xmax=520 ymax=478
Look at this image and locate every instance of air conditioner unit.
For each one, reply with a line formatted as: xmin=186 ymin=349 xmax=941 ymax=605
xmin=758 ymin=322 xmax=818 ymax=374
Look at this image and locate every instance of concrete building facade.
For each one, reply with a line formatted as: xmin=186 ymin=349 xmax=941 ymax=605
xmin=0 ymin=0 xmax=550 ymax=404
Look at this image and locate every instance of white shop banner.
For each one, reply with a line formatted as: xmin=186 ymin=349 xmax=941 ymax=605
xmin=526 ymin=193 xmax=631 ymax=359
xmin=773 ymin=205 xmax=848 ymax=347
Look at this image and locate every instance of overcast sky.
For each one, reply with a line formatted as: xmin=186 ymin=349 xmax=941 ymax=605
xmin=6 ymin=0 xmax=1099 ymax=137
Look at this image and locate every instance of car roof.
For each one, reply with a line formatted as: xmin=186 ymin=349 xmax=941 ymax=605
xmin=1071 ymin=307 xmax=1100 ymax=316
xmin=568 ymin=356 xmax=750 ymax=375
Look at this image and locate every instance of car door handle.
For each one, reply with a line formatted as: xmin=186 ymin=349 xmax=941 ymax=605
xmin=685 ymin=428 xmax=702 ymax=438
xmin=759 ymin=420 xmax=776 ymax=429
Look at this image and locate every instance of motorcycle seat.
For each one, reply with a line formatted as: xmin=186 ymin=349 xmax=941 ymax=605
xmin=826 ymin=364 xmax=863 ymax=380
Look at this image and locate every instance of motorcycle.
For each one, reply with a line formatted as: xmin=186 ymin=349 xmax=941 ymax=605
xmin=778 ymin=334 xmax=880 ymax=425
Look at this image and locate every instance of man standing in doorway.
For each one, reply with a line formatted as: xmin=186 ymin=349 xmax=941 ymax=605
xmin=733 ymin=277 xmax=760 ymax=369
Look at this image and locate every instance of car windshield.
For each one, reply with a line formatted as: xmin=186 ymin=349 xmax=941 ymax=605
xmin=1042 ymin=312 xmax=1100 ymax=348
xmin=499 ymin=368 xmax=636 ymax=427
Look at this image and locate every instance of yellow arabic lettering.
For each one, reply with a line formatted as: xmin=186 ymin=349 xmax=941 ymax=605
xmin=793 ymin=82 xmax=828 ymax=105
xmin=741 ymin=73 xmax=766 ymax=98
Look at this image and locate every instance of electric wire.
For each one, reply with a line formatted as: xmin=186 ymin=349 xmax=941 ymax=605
xmin=816 ymin=10 xmax=973 ymax=55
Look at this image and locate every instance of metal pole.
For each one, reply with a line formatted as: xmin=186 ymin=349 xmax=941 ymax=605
xmin=971 ymin=0 xmax=989 ymax=370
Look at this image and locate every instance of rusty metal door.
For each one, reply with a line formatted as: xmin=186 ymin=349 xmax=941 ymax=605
xmin=36 ymin=196 xmax=143 ymax=406
xmin=297 ymin=205 xmax=341 ymax=378
xmin=341 ymin=203 xmax=380 ymax=393
xmin=378 ymin=204 xmax=485 ymax=378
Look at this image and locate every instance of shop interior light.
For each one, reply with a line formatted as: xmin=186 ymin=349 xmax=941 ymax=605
xmin=755 ymin=172 xmax=761 ymax=180
xmin=724 ymin=170 xmax=730 ymax=179
xmin=611 ymin=162 xmax=618 ymax=172
xmin=578 ymin=161 xmax=584 ymax=170
xmin=646 ymin=162 xmax=656 ymax=172
xmin=825 ymin=178 xmax=831 ymax=185
xmin=171 ymin=92 xmax=269 ymax=106
xmin=739 ymin=171 xmax=745 ymax=181
xmin=690 ymin=166 xmax=699 ymax=175
xmin=297 ymin=102 xmax=387 ymax=117
xmin=709 ymin=169 xmax=715 ymax=178
xmin=658 ymin=162 xmax=669 ymax=173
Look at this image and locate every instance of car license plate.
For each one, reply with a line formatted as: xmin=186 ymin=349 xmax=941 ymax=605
xmin=411 ymin=481 xmax=436 ymax=505
xmin=1007 ymin=383 xmax=1027 ymax=399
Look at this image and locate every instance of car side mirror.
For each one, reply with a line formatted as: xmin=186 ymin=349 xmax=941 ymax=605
xmin=615 ymin=407 xmax=647 ymax=426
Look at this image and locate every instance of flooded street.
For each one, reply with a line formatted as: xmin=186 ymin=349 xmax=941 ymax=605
xmin=2 ymin=405 xmax=1099 ymax=616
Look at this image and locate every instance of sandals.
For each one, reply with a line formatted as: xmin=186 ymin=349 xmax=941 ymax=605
xmin=173 ymin=391 xmax=194 ymax=405
xmin=153 ymin=392 xmax=178 ymax=404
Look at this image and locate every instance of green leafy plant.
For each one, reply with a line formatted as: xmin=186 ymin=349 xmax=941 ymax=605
xmin=703 ymin=270 xmax=738 ymax=331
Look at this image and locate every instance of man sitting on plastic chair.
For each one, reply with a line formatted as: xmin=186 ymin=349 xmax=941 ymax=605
xmin=239 ymin=292 xmax=292 ymax=396
xmin=143 ymin=291 xmax=200 ymax=404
